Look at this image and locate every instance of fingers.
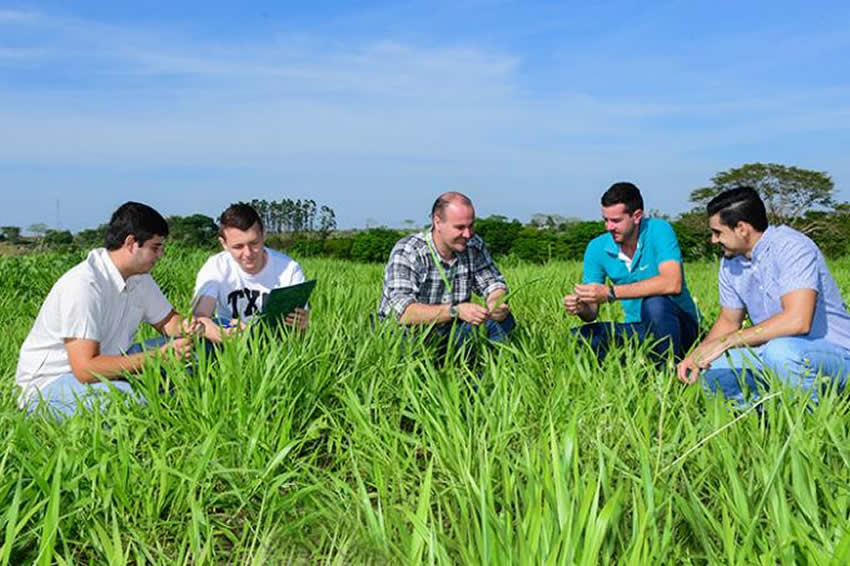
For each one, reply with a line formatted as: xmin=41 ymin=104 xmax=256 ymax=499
xmin=167 ymin=337 xmax=194 ymax=361
xmin=676 ymin=359 xmax=701 ymax=385
xmin=458 ymin=303 xmax=489 ymax=325
xmin=489 ymin=303 xmax=510 ymax=321
xmin=563 ymin=294 xmax=581 ymax=314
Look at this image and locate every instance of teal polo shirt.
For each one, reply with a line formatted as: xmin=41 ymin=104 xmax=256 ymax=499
xmin=582 ymin=217 xmax=698 ymax=323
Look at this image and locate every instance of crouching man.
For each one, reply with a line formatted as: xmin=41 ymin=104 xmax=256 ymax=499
xmin=678 ymin=187 xmax=850 ymax=407
xmin=16 ymin=202 xmax=197 ymax=418
xmin=377 ymin=191 xmax=515 ymax=347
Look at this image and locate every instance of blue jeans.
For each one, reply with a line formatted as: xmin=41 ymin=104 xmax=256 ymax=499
xmin=702 ymin=336 xmax=850 ymax=408
xmin=24 ymin=337 xmax=168 ymax=419
xmin=572 ymin=296 xmax=699 ymax=364
xmin=434 ymin=312 xmax=516 ymax=346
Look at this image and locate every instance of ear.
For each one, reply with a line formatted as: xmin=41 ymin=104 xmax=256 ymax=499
xmin=123 ymin=234 xmax=138 ymax=251
xmin=633 ymin=209 xmax=644 ymax=223
xmin=218 ymin=235 xmax=227 ymax=250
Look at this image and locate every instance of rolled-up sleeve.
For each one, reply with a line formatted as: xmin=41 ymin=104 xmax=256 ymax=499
xmin=472 ymin=240 xmax=507 ymax=297
xmin=718 ymin=259 xmax=744 ymax=310
xmin=383 ymin=245 xmax=422 ymax=318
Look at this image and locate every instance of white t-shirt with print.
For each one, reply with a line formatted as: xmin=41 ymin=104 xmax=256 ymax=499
xmin=193 ymin=247 xmax=306 ymax=322
xmin=16 ymin=248 xmax=173 ymax=406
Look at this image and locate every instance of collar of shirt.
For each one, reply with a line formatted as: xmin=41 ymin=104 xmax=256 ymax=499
xmin=92 ymin=248 xmax=132 ymax=293
xmin=750 ymin=225 xmax=776 ymax=264
xmin=426 ymin=229 xmax=459 ymax=267
xmin=603 ymin=220 xmax=647 ymax=264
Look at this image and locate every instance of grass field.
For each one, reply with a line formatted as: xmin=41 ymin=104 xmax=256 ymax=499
xmin=3 ymin=248 xmax=850 ymax=564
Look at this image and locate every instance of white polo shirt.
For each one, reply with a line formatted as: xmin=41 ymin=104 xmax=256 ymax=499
xmin=15 ymin=248 xmax=172 ymax=406
xmin=193 ymin=247 xmax=305 ymax=321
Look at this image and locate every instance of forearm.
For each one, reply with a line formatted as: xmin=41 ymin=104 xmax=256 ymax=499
xmin=485 ymin=288 xmax=507 ymax=311
xmin=721 ymin=312 xmax=810 ymax=350
xmin=702 ymin=316 xmax=742 ymax=343
xmin=613 ymin=274 xmax=681 ymax=300
xmin=399 ymin=303 xmax=452 ymax=325
xmin=72 ymin=352 xmax=150 ymax=383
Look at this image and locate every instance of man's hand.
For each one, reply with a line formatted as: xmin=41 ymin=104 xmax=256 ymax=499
xmin=488 ymin=303 xmax=510 ymax=322
xmin=457 ymin=302 xmax=489 ymax=326
xmin=676 ymin=336 xmax=730 ymax=385
xmin=676 ymin=356 xmax=701 ymax=385
xmin=160 ymin=337 xmax=194 ymax=362
xmin=181 ymin=317 xmax=205 ymax=337
xmin=563 ymin=294 xmax=583 ymax=315
xmin=284 ymin=307 xmax=310 ymax=331
xmin=574 ymin=283 xmax=609 ymax=305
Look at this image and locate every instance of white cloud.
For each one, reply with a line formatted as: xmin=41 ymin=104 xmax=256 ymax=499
xmin=0 ymin=9 xmax=848 ymax=231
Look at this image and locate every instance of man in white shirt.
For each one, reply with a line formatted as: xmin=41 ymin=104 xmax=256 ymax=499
xmin=16 ymin=202 xmax=197 ymax=418
xmin=192 ymin=203 xmax=309 ymax=341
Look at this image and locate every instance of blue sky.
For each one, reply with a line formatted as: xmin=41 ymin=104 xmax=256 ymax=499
xmin=1 ymin=1 xmax=849 ymax=233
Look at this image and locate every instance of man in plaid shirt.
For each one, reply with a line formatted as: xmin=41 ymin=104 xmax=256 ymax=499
xmin=378 ymin=192 xmax=515 ymax=342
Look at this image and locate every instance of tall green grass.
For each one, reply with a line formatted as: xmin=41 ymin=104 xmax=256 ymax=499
xmin=2 ymin=248 xmax=850 ymax=563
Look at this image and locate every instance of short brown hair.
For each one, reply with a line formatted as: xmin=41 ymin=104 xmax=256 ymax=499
xmin=218 ymin=202 xmax=263 ymax=238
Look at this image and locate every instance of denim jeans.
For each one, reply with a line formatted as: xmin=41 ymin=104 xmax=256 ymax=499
xmin=702 ymin=336 xmax=850 ymax=408
xmin=572 ymin=295 xmax=699 ymax=364
xmin=434 ymin=312 xmax=516 ymax=346
xmin=24 ymin=337 xmax=168 ymax=419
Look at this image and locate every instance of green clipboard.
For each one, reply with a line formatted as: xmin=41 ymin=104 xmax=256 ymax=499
xmin=259 ymin=280 xmax=317 ymax=326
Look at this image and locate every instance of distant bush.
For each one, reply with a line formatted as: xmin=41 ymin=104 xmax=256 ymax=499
xmin=350 ymin=228 xmax=403 ymax=263
xmin=43 ymin=229 xmax=74 ymax=248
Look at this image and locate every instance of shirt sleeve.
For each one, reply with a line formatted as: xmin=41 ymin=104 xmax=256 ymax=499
xmin=193 ymin=258 xmax=220 ymax=303
xmin=141 ymin=276 xmax=174 ymax=325
xmin=285 ymin=262 xmax=307 ymax=286
xmin=718 ymin=260 xmax=744 ymax=310
xmin=652 ymin=220 xmax=684 ymax=265
xmin=471 ymin=239 xmax=508 ymax=297
xmin=57 ymin=278 xmax=103 ymax=342
xmin=776 ymin=238 xmax=819 ymax=296
xmin=581 ymin=241 xmax=606 ymax=284
xmin=383 ymin=244 xmax=423 ymax=318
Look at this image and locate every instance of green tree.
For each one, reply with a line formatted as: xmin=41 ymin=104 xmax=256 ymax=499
xmin=168 ymin=214 xmax=219 ymax=248
xmin=74 ymin=224 xmax=108 ymax=250
xmin=43 ymin=229 xmax=74 ymax=248
xmin=690 ymin=163 xmax=834 ymax=230
xmin=0 ymin=226 xmax=21 ymax=243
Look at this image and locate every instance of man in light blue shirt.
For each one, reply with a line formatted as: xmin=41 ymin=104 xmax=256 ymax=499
xmin=565 ymin=182 xmax=699 ymax=363
xmin=678 ymin=186 xmax=850 ymax=406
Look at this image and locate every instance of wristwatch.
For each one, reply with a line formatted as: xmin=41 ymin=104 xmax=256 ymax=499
xmin=607 ymin=285 xmax=617 ymax=302
xmin=449 ymin=304 xmax=459 ymax=319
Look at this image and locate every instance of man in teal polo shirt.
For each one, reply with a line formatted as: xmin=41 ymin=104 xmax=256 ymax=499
xmin=564 ymin=182 xmax=699 ymax=364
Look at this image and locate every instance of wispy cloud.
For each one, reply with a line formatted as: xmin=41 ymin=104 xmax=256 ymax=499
xmin=0 ymin=6 xmax=848 ymax=231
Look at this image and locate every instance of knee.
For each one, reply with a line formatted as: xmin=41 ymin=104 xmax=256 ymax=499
xmin=640 ymin=296 xmax=673 ymax=323
xmin=761 ymin=338 xmax=808 ymax=372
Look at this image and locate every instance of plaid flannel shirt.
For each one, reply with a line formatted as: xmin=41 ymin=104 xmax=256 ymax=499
xmin=377 ymin=231 xmax=508 ymax=321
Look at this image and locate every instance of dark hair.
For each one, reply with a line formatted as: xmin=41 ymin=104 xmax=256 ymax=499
xmin=218 ymin=202 xmax=264 ymax=237
xmin=601 ymin=182 xmax=644 ymax=214
xmin=431 ymin=192 xmax=473 ymax=221
xmin=706 ymin=186 xmax=768 ymax=232
xmin=104 ymin=202 xmax=169 ymax=250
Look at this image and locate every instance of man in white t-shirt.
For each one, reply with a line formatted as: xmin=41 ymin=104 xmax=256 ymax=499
xmin=16 ymin=202 xmax=198 ymax=418
xmin=192 ymin=202 xmax=309 ymax=341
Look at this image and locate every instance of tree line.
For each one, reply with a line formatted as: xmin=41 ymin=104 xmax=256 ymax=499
xmin=3 ymin=162 xmax=847 ymax=262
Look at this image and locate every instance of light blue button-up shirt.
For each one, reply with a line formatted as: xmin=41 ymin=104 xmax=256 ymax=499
xmin=582 ymin=217 xmax=699 ymax=323
xmin=719 ymin=225 xmax=850 ymax=348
